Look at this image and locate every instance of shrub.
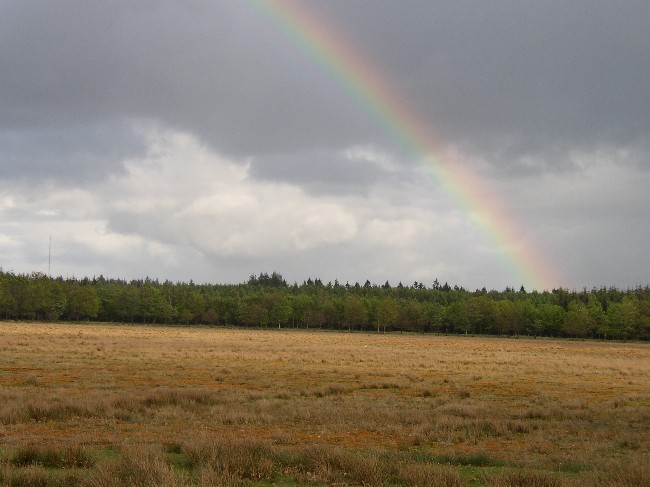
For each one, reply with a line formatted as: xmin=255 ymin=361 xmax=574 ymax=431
xmin=434 ymin=451 xmax=502 ymax=467
xmin=11 ymin=444 xmax=95 ymax=469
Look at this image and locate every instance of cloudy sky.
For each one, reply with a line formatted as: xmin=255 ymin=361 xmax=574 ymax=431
xmin=1 ymin=0 xmax=649 ymax=291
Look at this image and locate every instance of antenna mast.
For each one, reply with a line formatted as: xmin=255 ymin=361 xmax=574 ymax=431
xmin=48 ymin=236 xmax=51 ymax=277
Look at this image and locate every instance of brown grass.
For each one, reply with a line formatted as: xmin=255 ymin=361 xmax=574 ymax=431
xmin=0 ymin=322 xmax=648 ymax=485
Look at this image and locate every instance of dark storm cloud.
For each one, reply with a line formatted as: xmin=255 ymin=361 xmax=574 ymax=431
xmin=316 ymin=1 xmax=650 ymax=167
xmin=3 ymin=0 xmax=648 ymax=171
xmin=0 ymin=0 xmax=380 ymax=160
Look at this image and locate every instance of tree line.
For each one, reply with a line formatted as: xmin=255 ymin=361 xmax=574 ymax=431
xmin=1 ymin=270 xmax=648 ymax=340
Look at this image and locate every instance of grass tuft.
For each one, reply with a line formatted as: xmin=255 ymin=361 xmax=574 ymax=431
xmin=183 ymin=435 xmax=274 ymax=481
xmin=486 ymin=468 xmax=564 ymax=487
xmin=83 ymin=445 xmax=181 ymax=487
xmin=397 ymin=462 xmax=465 ymax=487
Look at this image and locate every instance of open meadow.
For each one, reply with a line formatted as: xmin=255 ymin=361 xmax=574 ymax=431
xmin=0 ymin=322 xmax=648 ymax=486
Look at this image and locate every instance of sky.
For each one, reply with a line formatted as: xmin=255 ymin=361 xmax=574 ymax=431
xmin=1 ymin=0 xmax=649 ymax=291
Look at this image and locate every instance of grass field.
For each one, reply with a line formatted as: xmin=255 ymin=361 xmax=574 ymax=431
xmin=0 ymin=322 xmax=648 ymax=486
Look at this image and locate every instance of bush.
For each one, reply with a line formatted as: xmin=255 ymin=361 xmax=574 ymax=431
xmin=397 ymin=462 xmax=465 ymax=487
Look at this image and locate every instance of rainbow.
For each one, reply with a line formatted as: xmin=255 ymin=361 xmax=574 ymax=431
xmin=249 ymin=0 xmax=559 ymax=290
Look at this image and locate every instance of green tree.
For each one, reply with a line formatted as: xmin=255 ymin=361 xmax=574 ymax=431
xmin=0 ymin=274 xmax=20 ymax=319
xmin=464 ymin=296 xmax=495 ymax=334
xmin=563 ymin=302 xmax=590 ymax=337
xmin=322 ymin=298 xmax=342 ymax=329
xmin=516 ymin=299 xmax=540 ymax=336
xmin=218 ymin=295 xmax=241 ymax=325
xmin=139 ymin=284 xmax=175 ymax=323
xmin=239 ymin=294 xmax=269 ymax=327
xmin=117 ymin=285 xmax=139 ymax=323
xmin=607 ymin=298 xmax=639 ymax=339
xmin=263 ymin=292 xmax=292 ymax=328
xmin=586 ymin=296 xmax=606 ymax=338
xmin=376 ymin=297 xmax=398 ymax=332
xmin=538 ymin=303 xmax=565 ymax=336
xmin=634 ymin=300 xmax=650 ymax=339
xmin=67 ymin=286 xmax=100 ymax=321
xmin=494 ymin=300 xmax=517 ymax=335
xmin=305 ymin=302 xmax=325 ymax=328
xmin=178 ymin=290 xmax=206 ymax=324
xmin=446 ymin=301 xmax=470 ymax=334
xmin=290 ymin=294 xmax=311 ymax=327
xmin=422 ymin=301 xmax=444 ymax=333
xmin=397 ymin=299 xmax=425 ymax=332
xmin=23 ymin=274 xmax=65 ymax=321
xmin=96 ymin=283 xmax=121 ymax=322
xmin=343 ymin=296 xmax=368 ymax=330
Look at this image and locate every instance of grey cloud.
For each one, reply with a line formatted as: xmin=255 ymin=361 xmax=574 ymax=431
xmin=316 ymin=1 xmax=650 ymax=167
xmin=0 ymin=1 xmax=379 ymax=156
xmin=4 ymin=1 xmax=648 ymax=168
xmin=248 ymin=149 xmax=412 ymax=196
xmin=0 ymin=122 xmax=144 ymax=183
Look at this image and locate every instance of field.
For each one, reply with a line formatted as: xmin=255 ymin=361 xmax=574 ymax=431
xmin=0 ymin=323 xmax=648 ymax=486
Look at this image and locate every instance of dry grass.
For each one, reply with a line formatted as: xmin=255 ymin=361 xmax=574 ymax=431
xmin=0 ymin=322 xmax=648 ymax=486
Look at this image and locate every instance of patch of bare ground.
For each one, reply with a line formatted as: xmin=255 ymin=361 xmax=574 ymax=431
xmin=0 ymin=322 xmax=648 ymax=485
